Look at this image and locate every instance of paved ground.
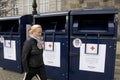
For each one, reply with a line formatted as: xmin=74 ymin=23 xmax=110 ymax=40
xmin=0 ymin=68 xmax=40 ymax=80
xmin=0 ymin=41 xmax=119 ymax=80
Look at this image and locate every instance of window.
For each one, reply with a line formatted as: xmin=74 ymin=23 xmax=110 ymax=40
xmin=12 ymin=0 xmax=18 ymax=16
xmin=39 ymin=0 xmax=62 ymax=13
xmin=57 ymin=0 xmax=61 ymax=11
xmin=23 ymin=0 xmax=32 ymax=14
xmin=40 ymin=0 xmax=49 ymax=13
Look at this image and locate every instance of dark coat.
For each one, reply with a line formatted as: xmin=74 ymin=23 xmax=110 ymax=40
xmin=22 ymin=38 xmax=44 ymax=72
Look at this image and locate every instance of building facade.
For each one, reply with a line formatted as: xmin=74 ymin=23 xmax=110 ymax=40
xmin=1 ymin=0 xmax=120 ymax=16
xmin=14 ymin=0 xmax=62 ymax=15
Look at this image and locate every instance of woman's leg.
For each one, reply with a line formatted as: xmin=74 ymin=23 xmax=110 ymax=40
xmin=37 ymin=65 xmax=47 ymax=80
xmin=23 ymin=69 xmax=36 ymax=80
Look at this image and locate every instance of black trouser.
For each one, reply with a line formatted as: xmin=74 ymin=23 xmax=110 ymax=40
xmin=23 ymin=65 xmax=47 ymax=80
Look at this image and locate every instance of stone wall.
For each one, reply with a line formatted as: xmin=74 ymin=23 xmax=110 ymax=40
xmin=115 ymin=42 xmax=120 ymax=80
xmin=62 ymin=0 xmax=120 ymax=10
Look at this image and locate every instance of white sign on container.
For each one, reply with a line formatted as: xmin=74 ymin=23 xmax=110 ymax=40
xmin=79 ymin=43 xmax=106 ymax=73
xmin=4 ymin=40 xmax=16 ymax=61
xmin=43 ymin=42 xmax=60 ymax=67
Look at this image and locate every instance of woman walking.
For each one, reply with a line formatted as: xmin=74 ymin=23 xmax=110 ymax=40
xmin=22 ymin=24 xmax=47 ymax=80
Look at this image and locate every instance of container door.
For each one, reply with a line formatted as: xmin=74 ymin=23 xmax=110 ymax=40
xmin=69 ymin=9 xmax=118 ymax=80
xmin=0 ymin=15 xmax=33 ymax=72
xmin=35 ymin=12 xmax=69 ymax=80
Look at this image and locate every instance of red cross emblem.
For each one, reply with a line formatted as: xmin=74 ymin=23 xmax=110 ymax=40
xmin=8 ymin=42 xmax=11 ymax=45
xmin=48 ymin=44 xmax=52 ymax=48
xmin=90 ymin=46 xmax=95 ymax=51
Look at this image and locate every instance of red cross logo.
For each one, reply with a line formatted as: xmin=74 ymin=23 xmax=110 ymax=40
xmin=48 ymin=44 xmax=52 ymax=48
xmin=8 ymin=42 xmax=11 ymax=45
xmin=90 ymin=46 xmax=95 ymax=51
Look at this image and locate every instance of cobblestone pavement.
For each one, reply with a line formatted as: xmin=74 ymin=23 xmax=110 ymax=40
xmin=0 ymin=41 xmax=119 ymax=80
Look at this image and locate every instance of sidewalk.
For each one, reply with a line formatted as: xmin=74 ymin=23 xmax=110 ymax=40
xmin=0 ymin=68 xmax=52 ymax=80
xmin=0 ymin=68 xmax=24 ymax=80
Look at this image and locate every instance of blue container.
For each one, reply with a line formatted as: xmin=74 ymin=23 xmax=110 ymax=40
xmin=0 ymin=15 xmax=33 ymax=72
xmin=34 ymin=12 xmax=69 ymax=80
xmin=69 ymin=9 xmax=118 ymax=80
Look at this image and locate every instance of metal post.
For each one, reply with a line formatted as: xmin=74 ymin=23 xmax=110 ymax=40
xmin=32 ymin=0 xmax=37 ymax=15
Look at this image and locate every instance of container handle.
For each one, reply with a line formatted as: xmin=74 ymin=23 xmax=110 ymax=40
xmin=84 ymin=33 xmax=99 ymax=55
xmin=43 ymin=32 xmax=55 ymax=51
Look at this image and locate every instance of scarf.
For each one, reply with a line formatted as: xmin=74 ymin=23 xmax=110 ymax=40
xmin=31 ymin=35 xmax=44 ymax=49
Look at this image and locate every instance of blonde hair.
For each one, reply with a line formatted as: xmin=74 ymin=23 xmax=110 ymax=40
xmin=29 ymin=24 xmax=42 ymax=34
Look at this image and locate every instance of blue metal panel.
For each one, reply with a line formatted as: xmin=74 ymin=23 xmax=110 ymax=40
xmin=44 ymin=36 xmax=68 ymax=80
xmin=0 ymin=36 xmax=22 ymax=72
xmin=69 ymin=38 xmax=116 ymax=80
xmin=70 ymin=8 xmax=118 ymax=15
xmin=69 ymin=9 xmax=118 ymax=80
xmin=34 ymin=12 xmax=69 ymax=80
xmin=0 ymin=15 xmax=33 ymax=72
xmin=34 ymin=12 xmax=68 ymax=18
